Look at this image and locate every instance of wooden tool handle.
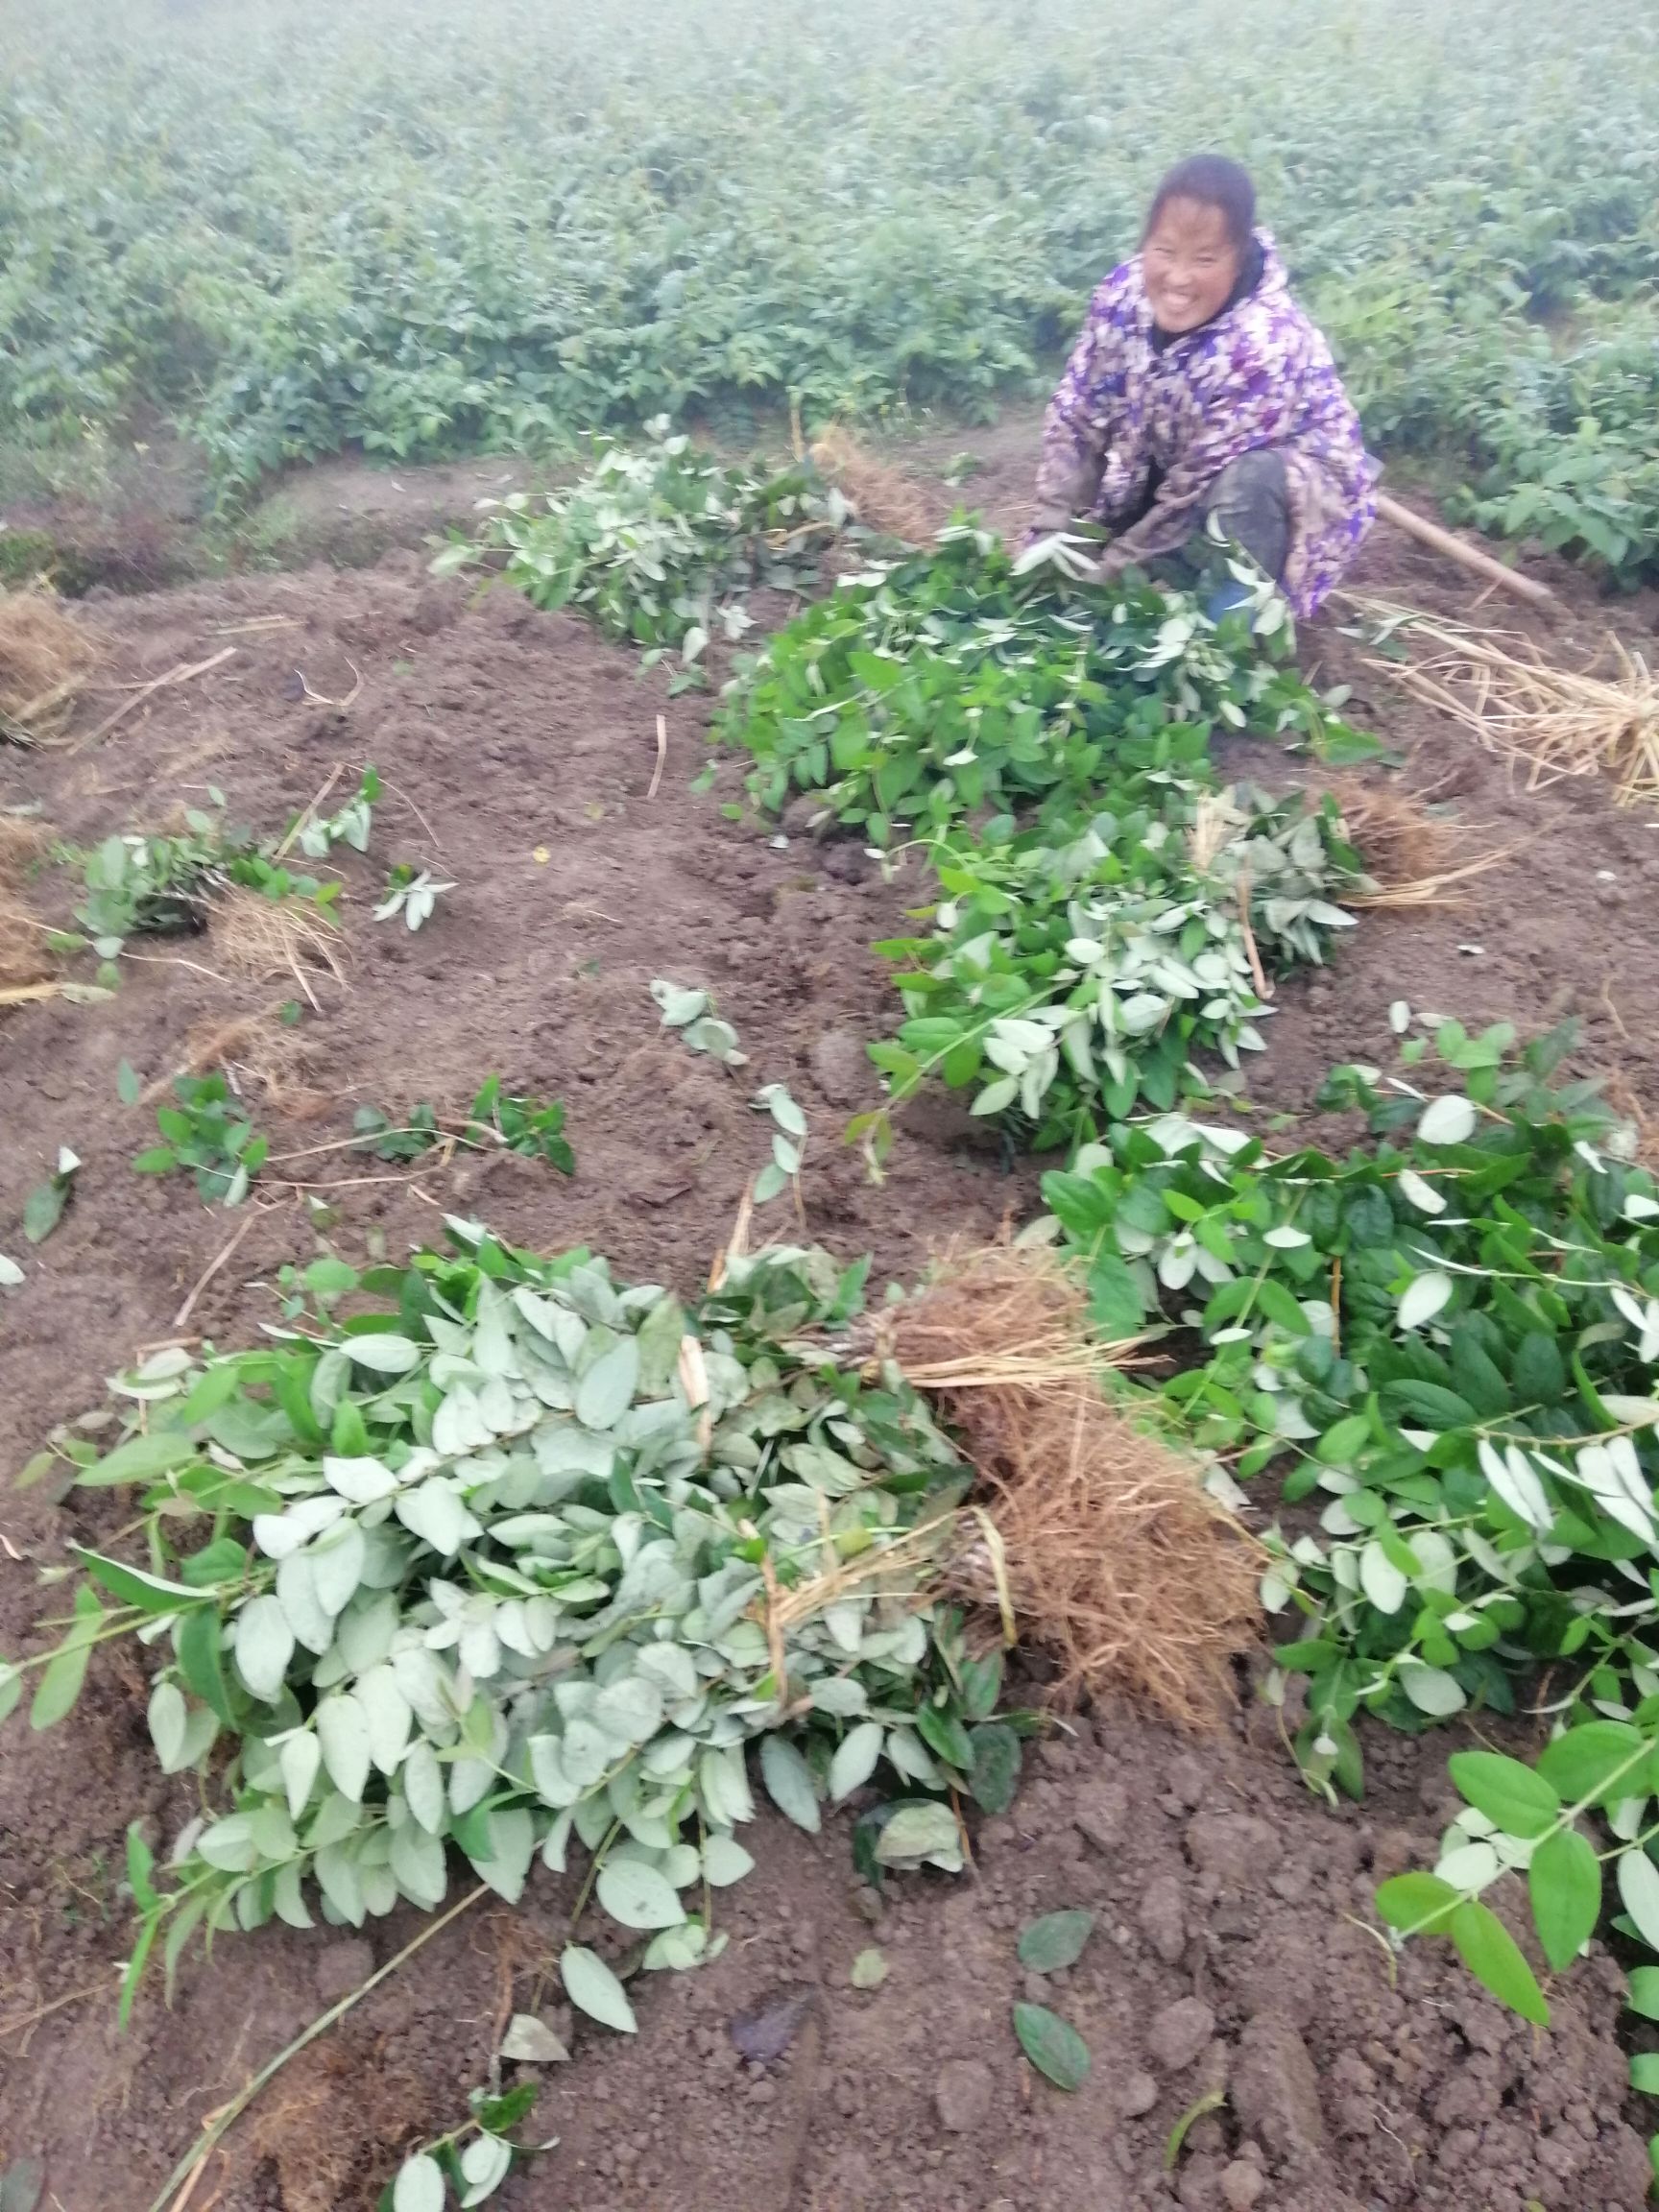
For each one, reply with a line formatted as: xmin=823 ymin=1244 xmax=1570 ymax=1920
xmin=1375 ymin=492 xmax=1555 ymax=608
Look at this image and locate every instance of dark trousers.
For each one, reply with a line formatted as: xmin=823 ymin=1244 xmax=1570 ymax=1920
xmin=1153 ymin=448 xmax=1291 ymax=589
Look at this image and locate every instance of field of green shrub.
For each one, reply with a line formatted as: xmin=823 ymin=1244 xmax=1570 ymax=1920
xmin=3 ymin=0 xmax=1657 ymax=571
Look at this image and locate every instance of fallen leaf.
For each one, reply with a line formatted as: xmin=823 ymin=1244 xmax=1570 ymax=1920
xmin=730 ymin=1985 xmax=817 ymax=2064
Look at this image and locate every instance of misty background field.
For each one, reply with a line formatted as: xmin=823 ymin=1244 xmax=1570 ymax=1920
xmin=2 ymin=0 xmax=1657 ymax=580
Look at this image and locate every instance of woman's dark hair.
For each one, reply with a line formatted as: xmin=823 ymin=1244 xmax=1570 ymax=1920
xmin=1143 ymin=156 xmax=1257 ymax=252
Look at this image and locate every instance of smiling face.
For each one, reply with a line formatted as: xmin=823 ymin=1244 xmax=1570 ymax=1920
xmin=1142 ymin=196 xmax=1242 ymax=334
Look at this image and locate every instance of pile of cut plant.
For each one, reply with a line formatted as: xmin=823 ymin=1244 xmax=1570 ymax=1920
xmin=1028 ymin=1016 xmax=1659 ymax=2068
xmin=435 ymin=418 xmax=863 ymax=692
xmin=1 ymin=1210 xmax=1252 ymax=2206
xmin=714 ymin=519 xmax=1400 ymax=1159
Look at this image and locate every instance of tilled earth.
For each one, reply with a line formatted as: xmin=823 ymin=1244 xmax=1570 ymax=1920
xmin=3 ymin=436 xmax=1659 ymax=2212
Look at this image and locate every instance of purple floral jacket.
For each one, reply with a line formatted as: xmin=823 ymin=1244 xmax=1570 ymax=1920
xmin=1032 ymin=232 xmax=1378 ymax=615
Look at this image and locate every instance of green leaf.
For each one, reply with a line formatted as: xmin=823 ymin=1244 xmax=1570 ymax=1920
xmin=30 ymin=1635 xmax=94 ymax=1729
xmin=1085 ymin=1253 xmax=1144 ymax=1338
xmin=1511 ymin=1332 xmax=1566 ymax=1406
xmin=72 ymin=1547 xmax=206 ymax=1616
xmin=1448 ymin=1901 xmax=1549 ymax=2025
xmin=1375 ymin=1872 xmax=1460 ymax=1935
xmin=968 ymin=1721 xmax=1021 ymax=1814
xmin=958 ymin=1650 xmax=1003 ymax=1723
xmin=1528 ymin=1829 xmax=1601 ymax=1972
xmin=1537 ymin=1721 xmax=1649 ymax=1809
xmin=77 ymin=1430 xmax=203 ymax=1487
xmin=116 ymin=1060 xmax=142 ymax=1106
xmin=561 ymin=1944 xmax=637 ymax=2033
xmin=873 ymin=1800 xmax=962 ymax=1869
xmin=829 ymin=1719 xmax=883 ymax=1802
xmin=392 ymin=2153 xmax=446 ymax=2212
xmin=22 ymin=1178 xmax=67 ymax=1244
xmin=1447 ymin=1750 xmax=1560 ymax=1839
xmin=0 ymin=2160 xmax=45 ymax=2212
xmin=850 ymin=1946 xmax=887 ymax=1989
xmin=702 ymin=1833 xmax=755 ymax=1887
xmin=1630 ymin=2055 xmax=1659 ymax=2096
xmin=1017 ymin=1910 xmax=1094 ymax=1972
xmin=126 ymin=1821 xmax=157 ymax=1911
xmin=759 ymin=1734 xmax=821 ymax=1832
xmin=915 ymin=1701 xmax=974 ymax=1772
xmin=596 ymin=1859 xmax=685 ymax=1931
xmin=1618 ymin=1849 xmax=1659 ymax=1952
xmin=1012 ymin=2002 xmax=1091 ymax=2090
xmin=1627 ymin=1966 xmax=1659 ymax=2021
xmin=574 ymin=1336 xmax=638 ymax=1431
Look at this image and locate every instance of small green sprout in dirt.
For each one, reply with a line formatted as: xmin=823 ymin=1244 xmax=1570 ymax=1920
xmin=751 ymin=1082 xmax=806 ymax=1204
xmin=1165 ymin=2089 xmax=1226 ymax=2170
xmin=651 ymin=977 xmax=747 ymax=1066
xmin=384 ymin=2079 xmax=550 ymax=2212
xmin=350 ymin=1081 xmax=573 ymax=1175
xmin=374 ymin=864 xmax=453 ymax=930
xmin=297 ymin=768 xmax=380 ymax=859
xmin=132 ymin=1073 xmax=267 ymax=1206
xmin=352 ymin=1102 xmax=443 ymax=1163
xmin=23 ymin=1145 xmax=79 ymax=1244
xmin=466 ymin=1076 xmax=573 ymax=1175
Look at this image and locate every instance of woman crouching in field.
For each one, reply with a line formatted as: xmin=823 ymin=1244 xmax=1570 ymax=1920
xmin=1028 ymin=155 xmax=1378 ymax=618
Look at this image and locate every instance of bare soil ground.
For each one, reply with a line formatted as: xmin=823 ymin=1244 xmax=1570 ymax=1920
xmin=3 ymin=427 xmax=1659 ymax=2212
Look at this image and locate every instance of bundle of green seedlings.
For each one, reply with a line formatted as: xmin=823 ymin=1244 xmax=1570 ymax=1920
xmin=128 ymin=1070 xmax=576 ymax=1213
xmin=57 ymin=773 xmax=381 ymax=987
xmin=435 ymin=418 xmax=858 ymax=689
xmin=2 ymin=1228 xmax=1039 ymax=2177
xmin=1032 ymin=1015 xmax=1659 ymax=2046
xmin=868 ymin=763 xmax=1363 ymax=1156
xmin=351 ymin=1075 xmax=575 ymax=1178
xmin=718 ymin=523 xmax=1378 ymax=842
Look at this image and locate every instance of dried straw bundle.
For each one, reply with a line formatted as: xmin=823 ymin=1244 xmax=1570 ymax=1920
xmin=1355 ymin=598 xmax=1659 ymax=806
xmin=1314 ymin=768 xmax=1515 ymax=909
xmin=808 ymin=424 xmax=936 ymax=545
xmin=1317 ymin=771 xmax=1455 ymax=886
xmin=0 ymin=814 xmax=53 ymax=989
xmin=875 ymin=1246 xmax=1262 ymax=1724
xmin=211 ymin=885 xmax=344 ymax=1005
xmin=0 ymin=894 xmax=52 ymax=990
xmin=0 ymin=589 xmax=97 ymax=742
